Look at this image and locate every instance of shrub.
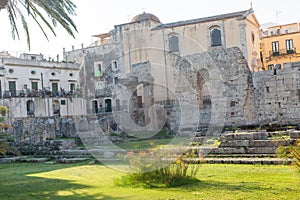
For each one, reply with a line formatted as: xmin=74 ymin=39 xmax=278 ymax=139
xmin=115 ymin=150 xmax=200 ymax=188
xmin=0 ymin=141 xmax=21 ymax=157
xmin=278 ymin=139 xmax=300 ymax=170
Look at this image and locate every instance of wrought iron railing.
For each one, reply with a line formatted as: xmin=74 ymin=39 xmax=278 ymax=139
xmin=2 ymin=89 xmax=82 ymax=98
xmin=269 ymin=48 xmax=297 ymax=57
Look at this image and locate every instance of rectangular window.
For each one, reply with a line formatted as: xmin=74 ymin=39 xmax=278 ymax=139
xmin=112 ymin=61 xmax=118 ymax=71
xmin=286 ymin=39 xmax=294 ymax=54
xmin=31 ymin=82 xmax=38 ymax=91
xmin=272 ymin=41 xmax=279 ymax=56
xmin=61 ymin=100 xmax=66 ymax=105
xmin=268 ymin=64 xmax=274 ymax=70
xmin=70 ymin=83 xmax=75 ymax=92
xmin=277 ymin=29 xmax=280 ymax=35
xmin=8 ymin=81 xmax=16 ymax=97
xmin=52 ymin=82 xmax=59 ymax=97
xmin=94 ymin=61 xmax=103 ymax=77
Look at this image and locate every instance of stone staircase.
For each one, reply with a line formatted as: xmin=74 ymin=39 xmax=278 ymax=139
xmin=190 ymin=130 xmax=299 ymax=164
xmin=1 ymin=130 xmax=299 ymax=165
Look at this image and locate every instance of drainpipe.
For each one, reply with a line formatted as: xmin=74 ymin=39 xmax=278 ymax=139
xmin=222 ymin=20 xmax=227 ymax=49
xmin=126 ymin=28 xmax=132 ymax=70
xmin=40 ymin=73 xmax=44 ymax=89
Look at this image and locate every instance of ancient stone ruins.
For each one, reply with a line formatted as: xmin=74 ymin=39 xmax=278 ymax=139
xmin=0 ymin=46 xmax=299 ymax=165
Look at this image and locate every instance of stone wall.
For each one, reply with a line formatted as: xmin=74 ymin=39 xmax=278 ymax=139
xmin=12 ymin=116 xmax=78 ymax=143
xmin=13 ymin=140 xmax=76 ymax=156
xmin=252 ymin=62 xmax=300 ymax=126
xmin=172 ymin=47 xmax=258 ymax=132
xmin=172 ymin=48 xmax=300 ymax=131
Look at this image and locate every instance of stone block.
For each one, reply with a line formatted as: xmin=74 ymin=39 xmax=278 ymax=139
xmin=246 ymin=147 xmax=277 ymax=154
xmin=219 ymin=140 xmax=249 ymax=147
xmin=290 ymin=131 xmax=300 ymax=139
xmin=249 ymin=140 xmax=290 ymax=147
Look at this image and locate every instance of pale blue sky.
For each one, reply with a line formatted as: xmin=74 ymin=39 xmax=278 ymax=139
xmin=0 ymin=0 xmax=299 ymax=58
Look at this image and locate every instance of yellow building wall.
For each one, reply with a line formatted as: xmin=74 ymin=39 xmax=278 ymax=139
xmin=261 ymin=31 xmax=300 ymax=69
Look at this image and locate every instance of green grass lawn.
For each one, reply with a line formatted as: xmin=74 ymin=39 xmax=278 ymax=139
xmin=116 ymin=138 xmax=173 ymax=149
xmin=0 ymin=162 xmax=299 ymax=200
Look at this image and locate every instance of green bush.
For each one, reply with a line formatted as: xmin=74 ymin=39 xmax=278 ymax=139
xmin=278 ymin=139 xmax=300 ymax=170
xmin=115 ymin=150 xmax=200 ymax=188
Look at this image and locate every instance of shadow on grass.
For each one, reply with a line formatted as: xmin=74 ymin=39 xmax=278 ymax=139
xmin=0 ymin=162 xmax=126 ymax=200
xmin=180 ymin=179 xmax=268 ymax=193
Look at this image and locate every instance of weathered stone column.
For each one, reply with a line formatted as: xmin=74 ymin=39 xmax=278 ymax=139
xmin=13 ymin=120 xmax=23 ymax=143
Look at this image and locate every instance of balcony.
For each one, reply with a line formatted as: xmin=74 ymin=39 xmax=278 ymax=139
xmin=269 ymin=48 xmax=297 ymax=57
xmin=2 ymin=89 xmax=82 ymax=98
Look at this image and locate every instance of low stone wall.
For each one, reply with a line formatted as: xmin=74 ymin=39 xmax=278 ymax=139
xmin=12 ymin=140 xmax=76 ymax=156
xmin=12 ymin=116 xmax=78 ymax=143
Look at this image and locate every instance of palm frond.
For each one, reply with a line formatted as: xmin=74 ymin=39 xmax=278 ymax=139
xmin=1 ymin=0 xmax=77 ymax=49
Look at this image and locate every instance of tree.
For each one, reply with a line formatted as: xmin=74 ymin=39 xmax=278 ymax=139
xmin=0 ymin=0 xmax=77 ymax=50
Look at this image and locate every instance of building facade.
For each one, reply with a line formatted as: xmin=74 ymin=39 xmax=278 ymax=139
xmin=260 ymin=23 xmax=300 ymax=70
xmin=65 ymin=9 xmax=261 ymax=115
xmin=0 ymin=52 xmax=86 ymax=119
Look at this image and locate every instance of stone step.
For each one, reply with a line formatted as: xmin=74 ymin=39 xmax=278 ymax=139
xmin=188 ymin=157 xmax=292 ymax=165
xmin=205 ymin=154 xmax=278 ymax=158
xmin=190 ymin=146 xmax=279 ymax=155
xmin=19 ymin=157 xmax=50 ymax=163
xmin=56 ymin=158 xmax=90 ymax=164
xmin=219 ymin=139 xmax=291 ymax=148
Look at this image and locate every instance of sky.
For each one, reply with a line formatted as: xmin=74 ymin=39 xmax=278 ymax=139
xmin=0 ymin=0 xmax=299 ymax=59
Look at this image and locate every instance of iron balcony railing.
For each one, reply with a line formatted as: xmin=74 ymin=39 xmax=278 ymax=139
xmin=269 ymin=48 xmax=297 ymax=57
xmin=2 ymin=89 xmax=82 ymax=98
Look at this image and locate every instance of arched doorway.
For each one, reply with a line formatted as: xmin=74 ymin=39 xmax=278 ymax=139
xmin=105 ymin=99 xmax=112 ymax=112
xmin=196 ymin=70 xmax=211 ymax=108
xmin=26 ymin=100 xmax=35 ymax=117
xmin=53 ymin=100 xmax=60 ymax=116
xmin=196 ymin=70 xmax=212 ymax=132
xmin=91 ymin=100 xmax=98 ymax=114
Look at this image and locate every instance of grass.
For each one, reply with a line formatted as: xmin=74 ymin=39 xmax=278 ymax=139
xmin=116 ymin=138 xmax=173 ymax=150
xmin=0 ymin=162 xmax=299 ymax=199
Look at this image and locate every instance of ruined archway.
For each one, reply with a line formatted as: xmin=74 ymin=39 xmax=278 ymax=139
xmin=196 ymin=69 xmax=211 ymax=109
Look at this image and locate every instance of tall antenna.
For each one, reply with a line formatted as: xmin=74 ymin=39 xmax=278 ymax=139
xmin=250 ymin=2 xmax=253 ymax=9
xmin=276 ymin=10 xmax=281 ymax=25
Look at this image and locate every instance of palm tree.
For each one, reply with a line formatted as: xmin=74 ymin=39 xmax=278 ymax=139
xmin=0 ymin=0 xmax=77 ymax=50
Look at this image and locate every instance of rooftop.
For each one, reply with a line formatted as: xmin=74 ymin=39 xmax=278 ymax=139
xmin=154 ymin=9 xmax=253 ymax=29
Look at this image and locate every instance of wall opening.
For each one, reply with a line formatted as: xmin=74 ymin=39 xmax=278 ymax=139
xmin=26 ymin=100 xmax=35 ymax=117
xmin=105 ymin=99 xmax=112 ymax=112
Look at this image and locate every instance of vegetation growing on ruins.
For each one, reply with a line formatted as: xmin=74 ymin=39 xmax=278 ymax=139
xmin=278 ymin=139 xmax=300 ymax=170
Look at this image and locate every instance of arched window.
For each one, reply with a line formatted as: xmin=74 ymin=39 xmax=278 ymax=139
xmin=210 ymin=27 xmax=222 ymax=47
xmin=169 ymin=34 xmax=179 ymax=52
